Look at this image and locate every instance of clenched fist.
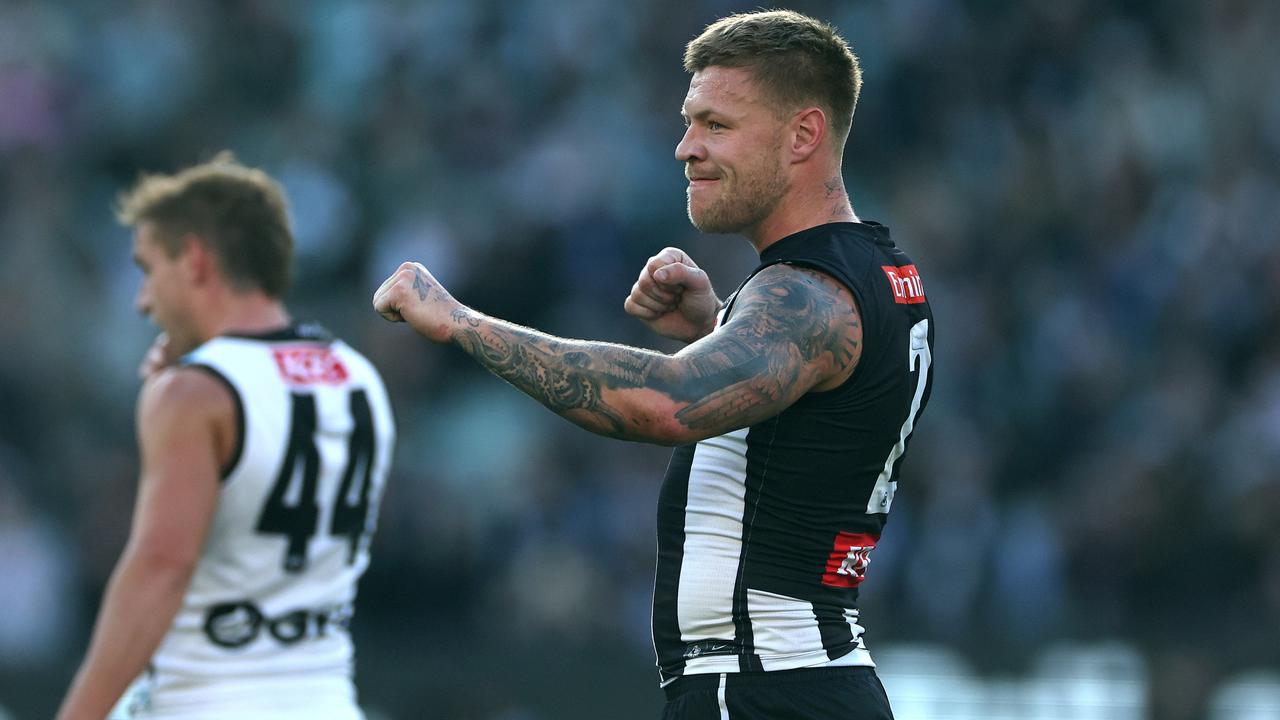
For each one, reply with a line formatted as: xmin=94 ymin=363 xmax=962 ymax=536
xmin=623 ymin=247 xmax=720 ymax=343
xmin=372 ymin=262 xmax=462 ymax=343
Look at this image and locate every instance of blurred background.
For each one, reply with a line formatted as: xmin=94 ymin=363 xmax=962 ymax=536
xmin=2 ymin=0 xmax=1279 ymax=718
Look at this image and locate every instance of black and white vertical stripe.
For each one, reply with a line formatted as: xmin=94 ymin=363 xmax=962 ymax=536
xmin=653 ymin=425 xmax=873 ymax=683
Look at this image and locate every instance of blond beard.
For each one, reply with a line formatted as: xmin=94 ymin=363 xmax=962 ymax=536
xmin=687 ymin=157 xmax=789 ymax=235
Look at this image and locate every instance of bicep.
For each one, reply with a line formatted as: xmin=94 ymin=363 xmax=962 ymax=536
xmin=128 ymin=370 xmax=228 ymax=565
xmin=665 ymin=264 xmax=861 ymax=439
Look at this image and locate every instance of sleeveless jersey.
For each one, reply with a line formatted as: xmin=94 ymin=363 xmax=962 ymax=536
xmin=651 ymin=222 xmax=934 ymax=684
xmin=138 ymin=324 xmax=395 ymax=715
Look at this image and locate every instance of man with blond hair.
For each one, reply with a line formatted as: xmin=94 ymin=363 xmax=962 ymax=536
xmin=374 ymin=10 xmax=931 ymax=718
xmin=58 ymin=154 xmax=395 ymax=719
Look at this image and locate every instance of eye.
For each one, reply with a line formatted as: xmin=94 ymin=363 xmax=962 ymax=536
xmin=708 ymin=121 xmax=726 ymax=131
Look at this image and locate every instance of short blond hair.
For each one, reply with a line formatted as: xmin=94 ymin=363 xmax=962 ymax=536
xmin=118 ymin=152 xmax=294 ymax=297
xmin=685 ymin=10 xmax=861 ymax=145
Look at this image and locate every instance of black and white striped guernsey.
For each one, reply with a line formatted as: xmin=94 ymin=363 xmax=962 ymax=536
xmin=651 ymin=221 xmax=935 ymax=685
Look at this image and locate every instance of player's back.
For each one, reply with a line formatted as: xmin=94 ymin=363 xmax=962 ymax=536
xmin=130 ymin=324 xmax=395 ymax=719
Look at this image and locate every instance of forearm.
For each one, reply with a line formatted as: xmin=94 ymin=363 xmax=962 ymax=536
xmin=57 ymin=549 xmax=193 ymax=720
xmin=446 ymin=307 xmax=687 ymax=442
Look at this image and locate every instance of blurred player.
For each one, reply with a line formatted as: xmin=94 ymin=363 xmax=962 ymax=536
xmin=57 ymin=154 xmax=395 ymax=720
xmin=373 ymin=10 xmax=932 ymax=719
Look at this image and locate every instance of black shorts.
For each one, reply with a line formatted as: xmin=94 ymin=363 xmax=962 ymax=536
xmin=662 ymin=666 xmax=894 ymax=720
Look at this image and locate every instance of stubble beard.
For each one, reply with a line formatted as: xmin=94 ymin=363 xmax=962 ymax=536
xmin=686 ymin=158 xmax=789 ymax=235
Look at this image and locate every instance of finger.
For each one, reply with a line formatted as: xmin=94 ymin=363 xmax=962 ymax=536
xmin=654 ymin=262 xmax=710 ymax=292
xmin=655 ymin=247 xmax=694 ymax=265
xmin=376 ymin=262 xmax=419 ymax=297
xmin=629 ymin=292 xmax=677 ymax=316
xmin=624 ymin=295 xmax=663 ymax=320
xmin=633 ymin=276 xmax=680 ymax=305
xmin=374 ymin=271 xmax=402 ymax=299
xmin=138 ymin=354 xmax=156 ymax=380
xmin=640 ymin=248 xmax=687 ymax=280
xmin=372 ymin=287 xmax=401 ymax=321
xmin=656 ymin=247 xmax=698 ymax=270
xmin=375 ymin=300 xmax=405 ymax=323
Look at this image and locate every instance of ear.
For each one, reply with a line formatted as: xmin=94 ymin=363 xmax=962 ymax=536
xmin=788 ymin=107 xmax=827 ymax=163
xmin=177 ymin=233 xmax=217 ymax=286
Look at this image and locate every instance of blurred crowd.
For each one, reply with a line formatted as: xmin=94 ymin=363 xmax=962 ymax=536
xmin=1 ymin=0 xmax=1278 ymax=718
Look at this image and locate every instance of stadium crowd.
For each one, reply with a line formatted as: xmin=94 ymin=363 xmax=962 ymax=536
xmin=0 ymin=0 xmax=1277 ymax=717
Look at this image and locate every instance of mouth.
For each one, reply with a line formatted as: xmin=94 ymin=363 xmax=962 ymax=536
xmin=687 ymin=177 xmax=720 ymax=189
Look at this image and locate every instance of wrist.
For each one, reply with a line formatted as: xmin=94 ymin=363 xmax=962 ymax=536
xmin=697 ymin=298 xmax=722 ymax=339
xmin=444 ymin=305 xmax=482 ymax=345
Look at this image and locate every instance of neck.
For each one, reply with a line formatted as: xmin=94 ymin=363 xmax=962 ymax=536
xmin=192 ymin=288 xmax=291 ymax=346
xmin=746 ymin=168 xmax=859 ymax=254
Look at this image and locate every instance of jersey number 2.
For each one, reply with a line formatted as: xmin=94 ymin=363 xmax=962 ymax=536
xmin=257 ymin=390 xmax=377 ymax=573
xmin=866 ymin=319 xmax=931 ymax=514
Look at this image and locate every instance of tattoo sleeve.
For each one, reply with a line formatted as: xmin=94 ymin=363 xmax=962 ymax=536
xmin=447 ymin=264 xmax=861 ymax=444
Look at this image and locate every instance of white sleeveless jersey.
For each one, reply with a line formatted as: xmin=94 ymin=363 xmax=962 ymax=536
xmin=133 ymin=325 xmax=395 ymax=717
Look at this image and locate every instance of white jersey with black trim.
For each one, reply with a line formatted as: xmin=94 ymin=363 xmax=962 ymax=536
xmin=128 ymin=324 xmax=395 ymax=718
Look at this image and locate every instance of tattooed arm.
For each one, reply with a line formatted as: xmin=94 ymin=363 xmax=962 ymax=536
xmin=373 ymin=261 xmax=862 ymax=444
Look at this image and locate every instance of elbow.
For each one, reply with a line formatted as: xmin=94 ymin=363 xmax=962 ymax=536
xmin=642 ymin=414 xmax=704 ymax=447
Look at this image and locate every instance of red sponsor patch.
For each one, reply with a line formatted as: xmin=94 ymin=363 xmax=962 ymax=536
xmin=882 ymin=264 xmax=926 ymax=304
xmin=822 ymin=532 xmax=879 ymax=588
xmin=273 ymin=347 xmax=349 ymax=385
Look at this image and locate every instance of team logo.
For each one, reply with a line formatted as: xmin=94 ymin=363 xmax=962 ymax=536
xmin=882 ymin=265 xmax=926 ymax=304
xmin=273 ymin=347 xmax=349 ymax=385
xmin=822 ymin=532 xmax=879 ymax=588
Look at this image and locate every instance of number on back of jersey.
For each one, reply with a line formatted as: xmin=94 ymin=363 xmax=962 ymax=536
xmin=257 ymin=390 xmax=378 ymax=572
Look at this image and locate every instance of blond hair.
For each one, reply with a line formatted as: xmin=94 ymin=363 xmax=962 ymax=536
xmin=684 ymin=10 xmax=862 ymax=145
xmin=118 ymin=152 xmax=294 ymax=297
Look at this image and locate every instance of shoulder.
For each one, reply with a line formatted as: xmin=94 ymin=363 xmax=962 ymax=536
xmin=139 ymin=366 xmax=236 ymax=426
xmin=728 ymin=263 xmax=862 ymax=384
xmin=732 ymin=262 xmax=861 ymax=329
xmin=739 ymin=262 xmax=856 ymax=305
xmin=331 ymin=339 xmax=379 ymax=377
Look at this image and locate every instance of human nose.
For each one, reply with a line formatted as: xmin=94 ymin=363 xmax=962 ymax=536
xmin=675 ymin=125 xmax=704 ymax=164
xmin=135 ymin=283 xmax=151 ymax=317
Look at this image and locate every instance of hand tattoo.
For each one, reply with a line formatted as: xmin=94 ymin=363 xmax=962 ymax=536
xmin=412 ymin=269 xmax=433 ymax=301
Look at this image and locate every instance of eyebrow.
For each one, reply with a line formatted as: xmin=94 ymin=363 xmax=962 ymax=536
xmin=681 ymin=108 xmax=724 ymax=124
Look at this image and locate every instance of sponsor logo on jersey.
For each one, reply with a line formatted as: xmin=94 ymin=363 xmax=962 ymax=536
xmin=882 ymin=264 xmax=926 ymax=304
xmin=822 ymin=532 xmax=879 ymax=588
xmin=683 ymin=640 xmax=737 ymax=659
xmin=273 ymin=347 xmax=350 ymax=385
xmin=204 ymin=601 xmax=264 ymax=648
xmin=203 ymin=601 xmax=353 ymax=648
